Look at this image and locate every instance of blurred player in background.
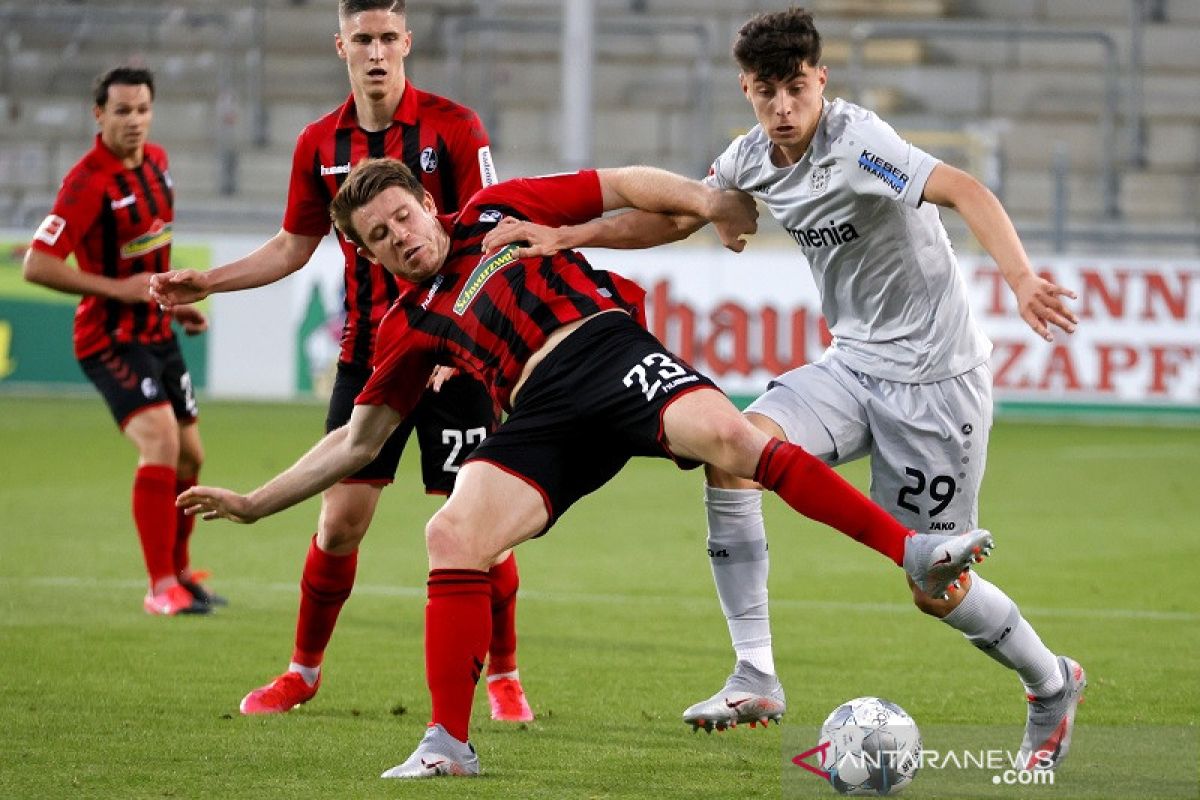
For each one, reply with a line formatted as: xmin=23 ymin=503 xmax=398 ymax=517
xmin=482 ymin=6 xmax=1085 ymax=772
xmin=176 ymin=157 xmax=995 ymax=778
xmin=23 ymin=66 xmax=218 ymax=617
xmin=150 ymin=0 xmax=531 ymax=721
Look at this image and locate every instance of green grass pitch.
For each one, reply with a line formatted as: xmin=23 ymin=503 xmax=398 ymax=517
xmin=1 ymin=395 xmax=1197 ymax=798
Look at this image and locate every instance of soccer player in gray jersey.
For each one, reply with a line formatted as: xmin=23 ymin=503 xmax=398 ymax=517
xmin=482 ymin=6 xmax=1085 ymax=773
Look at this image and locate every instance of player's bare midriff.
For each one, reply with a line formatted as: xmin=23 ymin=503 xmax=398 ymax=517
xmin=508 ymin=308 xmax=628 ymax=405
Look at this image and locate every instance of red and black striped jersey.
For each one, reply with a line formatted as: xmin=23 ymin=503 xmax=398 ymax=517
xmin=283 ymin=84 xmax=495 ymax=367
xmin=357 ymin=170 xmax=648 ymax=418
xmin=29 ymin=135 xmax=175 ymax=359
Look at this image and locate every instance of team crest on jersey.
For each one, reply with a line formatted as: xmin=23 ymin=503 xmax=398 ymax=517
xmin=809 ymin=166 xmax=831 ymax=195
xmin=33 ymin=214 xmax=66 ymax=246
xmin=120 ymin=218 xmax=172 ymax=259
xmin=453 ymin=243 xmax=518 ymax=315
xmin=478 ymin=209 xmax=503 ymax=224
xmin=420 ymin=147 xmax=439 ymax=173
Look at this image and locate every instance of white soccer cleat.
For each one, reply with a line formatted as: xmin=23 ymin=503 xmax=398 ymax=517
xmin=903 ymin=529 xmax=994 ymax=600
xmin=1018 ymin=656 xmax=1087 ymax=771
xmin=682 ymin=660 xmax=786 ymax=733
xmin=380 ymin=724 xmax=480 ymax=779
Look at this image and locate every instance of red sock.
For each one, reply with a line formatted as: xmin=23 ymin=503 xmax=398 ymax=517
xmin=173 ymin=475 xmax=198 ymax=578
xmin=487 ymin=553 xmax=520 ymax=676
xmin=426 ymin=569 xmax=491 ymax=742
xmin=132 ymin=464 xmax=178 ymax=588
xmin=292 ymin=536 xmax=358 ymax=668
xmin=754 ymin=439 xmax=911 ymax=566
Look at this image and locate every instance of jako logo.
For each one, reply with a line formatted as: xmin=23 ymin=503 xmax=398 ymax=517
xmin=787 ymin=219 xmax=860 ymax=249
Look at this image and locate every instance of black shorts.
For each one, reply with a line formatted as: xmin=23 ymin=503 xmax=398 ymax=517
xmin=465 ymin=312 xmax=715 ymax=531
xmin=79 ymin=339 xmax=199 ymax=430
xmin=327 ymin=361 xmax=497 ymax=493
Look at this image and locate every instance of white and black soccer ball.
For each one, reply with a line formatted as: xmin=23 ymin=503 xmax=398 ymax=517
xmin=817 ymin=697 xmax=921 ymax=796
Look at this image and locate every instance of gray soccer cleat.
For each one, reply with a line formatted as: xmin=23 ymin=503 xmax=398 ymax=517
xmin=380 ymin=723 xmax=480 ymax=779
xmin=903 ymin=529 xmax=994 ymax=600
xmin=1017 ymin=656 xmax=1087 ymax=771
xmin=682 ymin=661 xmax=786 ymax=733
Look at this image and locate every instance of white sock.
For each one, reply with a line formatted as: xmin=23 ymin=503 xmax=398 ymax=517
xmin=487 ymin=670 xmax=519 ymax=683
xmin=705 ymin=485 xmax=775 ymax=676
xmin=288 ymin=661 xmax=321 ymax=687
xmin=942 ymin=576 xmax=1063 ymax=697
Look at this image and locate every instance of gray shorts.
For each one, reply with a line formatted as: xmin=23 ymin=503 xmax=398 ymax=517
xmin=746 ymin=354 xmax=993 ymax=534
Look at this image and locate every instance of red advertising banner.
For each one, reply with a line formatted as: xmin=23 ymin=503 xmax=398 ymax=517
xmin=583 ymin=246 xmax=1199 ymax=414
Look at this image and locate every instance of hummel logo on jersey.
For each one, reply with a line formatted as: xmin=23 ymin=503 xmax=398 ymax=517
xmin=786 ymin=219 xmax=860 ymax=249
xmin=320 ymin=163 xmax=351 ymax=176
xmin=110 ymin=194 xmax=137 ymax=210
xmin=858 ymin=149 xmax=909 ymax=193
xmin=421 ymin=274 xmax=445 ymax=310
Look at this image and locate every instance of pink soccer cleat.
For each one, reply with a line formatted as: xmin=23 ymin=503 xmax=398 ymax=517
xmin=487 ymin=676 xmax=534 ymax=722
xmin=239 ymin=671 xmax=320 ymax=715
xmin=143 ymin=583 xmax=209 ymax=616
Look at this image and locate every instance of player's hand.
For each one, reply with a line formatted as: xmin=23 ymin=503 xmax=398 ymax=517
xmin=172 ymin=304 xmax=209 ymax=336
xmin=150 ymin=269 xmax=210 ymax=309
xmin=1015 ymin=274 xmax=1078 ymax=342
xmin=481 ymin=217 xmax=566 ymax=257
xmin=113 ymin=272 xmax=153 ymax=304
xmin=707 ymin=189 xmax=758 ymax=253
xmin=427 ymin=365 xmax=458 ymax=392
xmin=177 ymin=485 xmax=260 ymax=523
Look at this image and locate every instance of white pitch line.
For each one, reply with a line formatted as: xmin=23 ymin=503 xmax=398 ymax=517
xmin=2 ymin=575 xmax=1197 ymax=623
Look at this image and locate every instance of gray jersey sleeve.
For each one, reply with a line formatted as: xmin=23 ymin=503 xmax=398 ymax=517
xmin=834 ymin=113 xmax=939 ymax=208
xmin=703 ymin=134 xmax=747 ymax=190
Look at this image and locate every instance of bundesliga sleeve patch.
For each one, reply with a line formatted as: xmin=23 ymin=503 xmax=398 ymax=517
xmin=33 ymin=214 xmax=66 ymax=246
xmin=478 ymin=146 xmax=498 ymax=187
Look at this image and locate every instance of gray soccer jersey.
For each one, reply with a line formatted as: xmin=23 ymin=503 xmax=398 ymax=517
xmin=705 ymin=97 xmax=991 ymax=384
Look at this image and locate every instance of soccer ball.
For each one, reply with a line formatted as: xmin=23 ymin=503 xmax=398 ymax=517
xmin=817 ymin=697 xmax=921 ymax=796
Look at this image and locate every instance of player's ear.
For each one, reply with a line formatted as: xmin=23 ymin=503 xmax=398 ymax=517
xmin=355 ymin=245 xmax=379 ymax=264
xmin=335 ymin=31 xmax=347 ymax=62
xmin=739 ymin=72 xmax=751 ymax=99
xmin=422 ymin=191 xmax=437 ymax=214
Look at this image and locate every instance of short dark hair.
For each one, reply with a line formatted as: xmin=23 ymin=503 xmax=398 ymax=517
xmin=338 ymin=0 xmax=405 ymax=19
xmin=93 ymin=66 xmax=155 ymax=108
xmin=330 ymin=157 xmax=425 ymax=249
xmin=733 ymin=7 xmax=822 ymax=82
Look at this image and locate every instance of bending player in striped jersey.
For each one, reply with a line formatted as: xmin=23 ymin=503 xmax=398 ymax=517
xmin=150 ymin=0 xmax=530 ymax=721
xmin=176 ymin=157 xmax=994 ymax=779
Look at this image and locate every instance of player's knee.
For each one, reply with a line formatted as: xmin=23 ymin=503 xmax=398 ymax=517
xmin=425 ymin=509 xmax=481 ymax=567
xmin=317 ymin=505 xmax=371 ymax=551
xmin=177 ymin=442 xmax=204 ymax=479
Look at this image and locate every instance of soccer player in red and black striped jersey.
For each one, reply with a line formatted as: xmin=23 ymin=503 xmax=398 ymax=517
xmin=178 ymin=158 xmax=989 ymax=779
xmin=23 ymin=66 xmax=217 ymax=617
xmin=148 ymin=0 xmax=529 ymax=719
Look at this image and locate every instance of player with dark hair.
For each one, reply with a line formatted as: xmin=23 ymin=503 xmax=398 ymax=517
xmin=177 ymin=156 xmax=994 ymax=778
xmin=482 ymin=5 xmax=1085 ymax=773
xmin=149 ymin=0 xmax=530 ymax=720
xmin=24 ymin=65 xmax=217 ymax=616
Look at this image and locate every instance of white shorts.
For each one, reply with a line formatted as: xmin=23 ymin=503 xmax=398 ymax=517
xmin=746 ymin=354 xmax=993 ymax=534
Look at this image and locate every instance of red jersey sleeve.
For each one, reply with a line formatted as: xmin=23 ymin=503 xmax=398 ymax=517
xmin=477 ymin=170 xmax=602 ymax=228
xmin=29 ymin=162 xmax=104 ymax=260
xmin=354 ymin=306 xmax=437 ymax=418
xmin=281 ymin=127 xmax=333 ymax=237
xmin=448 ymin=107 xmax=494 ymax=202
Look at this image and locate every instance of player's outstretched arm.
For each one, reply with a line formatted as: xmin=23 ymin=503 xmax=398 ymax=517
xmin=481 ymin=210 xmax=704 ymax=258
xmin=923 ymin=164 xmax=1078 ymax=342
xmin=178 ymin=403 xmax=402 ymax=523
xmin=23 ymin=248 xmax=151 ymax=303
xmin=597 ymin=166 xmax=758 ymax=252
xmin=150 ymin=229 xmax=322 ymax=309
